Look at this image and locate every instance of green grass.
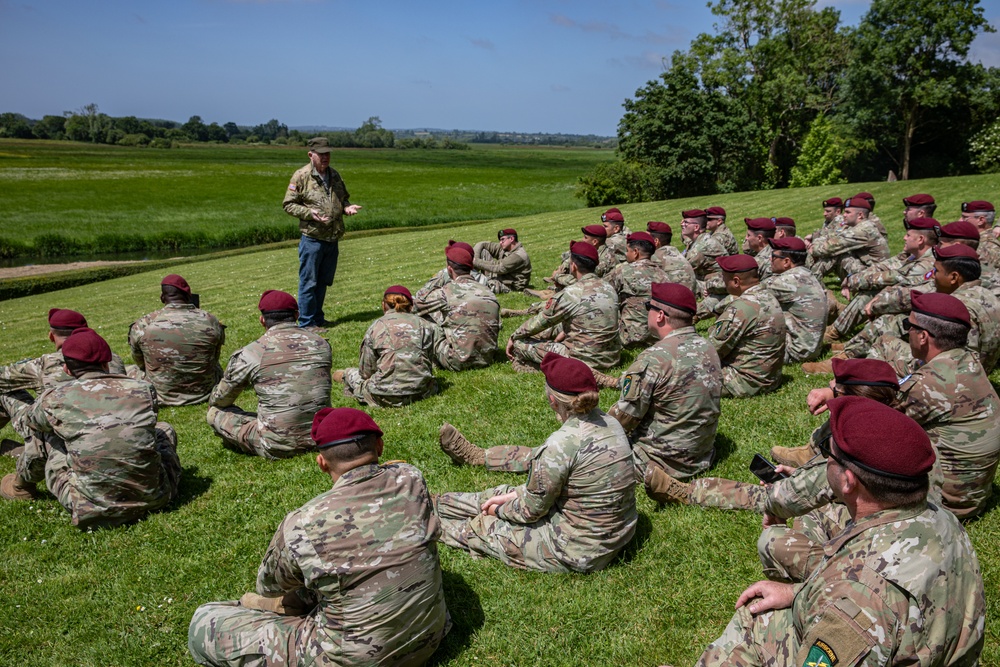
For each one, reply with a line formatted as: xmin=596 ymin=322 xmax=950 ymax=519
xmin=1 ymin=173 xmax=1000 ymax=666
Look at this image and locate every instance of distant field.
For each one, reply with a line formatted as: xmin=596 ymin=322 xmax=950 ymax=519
xmin=0 ymin=140 xmax=612 ymax=257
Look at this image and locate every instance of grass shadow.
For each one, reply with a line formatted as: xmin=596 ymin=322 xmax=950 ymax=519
xmin=611 ymin=510 xmax=653 ymax=567
xmin=428 ymin=569 xmax=486 ymax=665
xmin=328 ymin=309 xmax=382 ymax=327
xmin=172 ymin=465 xmax=213 ymax=507
xmin=713 ymin=431 xmax=737 ymax=467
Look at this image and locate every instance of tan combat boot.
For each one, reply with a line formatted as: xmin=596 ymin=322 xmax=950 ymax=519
xmin=500 ymin=308 xmax=531 ymax=317
xmin=591 ymin=369 xmax=620 ymax=390
xmin=524 ymin=288 xmax=555 ymax=300
xmin=822 ymin=325 xmax=843 ymax=344
xmin=439 ymin=423 xmax=486 ymax=466
xmin=643 ymin=467 xmax=692 ymax=504
xmin=510 ymin=359 xmax=539 ymax=374
xmin=829 ymin=342 xmax=846 ymax=352
xmin=801 ymin=351 xmax=846 ymax=375
xmin=770 ymin=445 xmax=815 ymax=468
xmin=331 ymin=370 xmax=345 ymax=383
xmin=0 ymin=473 xmax=37 ymax=501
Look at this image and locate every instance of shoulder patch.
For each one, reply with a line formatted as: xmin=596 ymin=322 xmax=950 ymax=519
xmin=621 ymin=373 xmax=639 ymax=400
xmin=924 ymin=269 xmax=934 ymax=280
xmin=288 ymin=183 xmax=297 ymax=191
xmin=803 ymin=640 xmax=837 ymax=667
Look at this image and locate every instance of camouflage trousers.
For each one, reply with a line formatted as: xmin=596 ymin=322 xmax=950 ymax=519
xmin=757 ymin=504 xmax=849 ymax=583
xmin=432 ymin=328 xmax=494 ymax=372
xmin=842 ymin=313 xmax=905 ymax=359
xmin=0 ymin=389 xmax=36 ymax=438
xmin=341 ymin=369 xmax=438 ymax=408
xmin=471 ymin=260 xmax=512 ymax=294
xmin=831 ymin=291 xmax=876 ymax=338
xmin=867 ymin=332 xmax=917 ymax=378
xmin=721 ymin=367 xmax=776 ymax=399
xmin=188 ymin=599 xmax=322 ymax=667
xmin=435 ymin=484 xmax=570 ymax=572
xmin=688 ymin=476 xmax=768 ymax=512
xmin=808 ymin=255 xmax=838 ymax=280
xmin=206 ymin=406 xmax=307 ymax=460
xmin=509 ymin=332 xmax=571 ymax=369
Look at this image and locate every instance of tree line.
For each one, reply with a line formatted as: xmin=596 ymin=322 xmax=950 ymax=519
xmin=577 ymin=0 xmax=1000 ymax=206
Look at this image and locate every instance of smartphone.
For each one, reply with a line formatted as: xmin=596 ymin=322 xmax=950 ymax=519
xmin=190 ymin=293 xmax=201 ymax=309
xmin=749 ymin=453 xmax=788 ymax=484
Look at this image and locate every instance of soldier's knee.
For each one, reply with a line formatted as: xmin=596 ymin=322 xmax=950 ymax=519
xmin=205 ymin=406 xmax=219 ymax=427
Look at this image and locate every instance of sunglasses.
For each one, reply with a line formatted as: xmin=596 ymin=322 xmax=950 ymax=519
xmin=816 ymin=435 xmax=847 ymax=467
xmin=902 ymin=319 xmax=931 ymax=335
xmin=644 ymin=301 xmax=664 ymax=313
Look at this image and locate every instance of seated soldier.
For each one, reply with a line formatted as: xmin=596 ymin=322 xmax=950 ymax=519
xmin=705 ymin=206 xmax=738 ymax=255
xmin=601 ymin=207 xmax=631 ymax=263
xmin=804 ymin=195 xmax=844 ymax=277
xmin=207 ymin=290 xmax=332 ymax=459
xmin=604 ymin=231 xmax=668 ymax=347
xmin=763 ymin=238 xmax=827 ymax=363
xmin=647 ymin=221 xmax=697 ymax=293
xmin=681 ymin=208 xmax=727 ymax=283
xmin=414 ymin=240 xmax=474 ymax=302
xmin=542 ymin=223 xmax=616 ymax=290
xmin=772 ymin=216 xmax=795 ymax=239
xmin=710 ymin=254 xmax=787 ymax=398
xmin=0 ymin=328 xmax=181 ymax=529
xmin=472 ymin=228 xmax=531 ymax=294
xmin=189 ymin=408 xmax=451 ymax=667
xmin=808 ymin=195 xmax=889 ymax=282
xmin=434 ymin=352 xmax=637 ymax=573
xmin=744 ymin=217 xmax=776 ymax=282
xmin=692 ymin=397 xmax=985 ymax=667
xmin=127 ymin=274 xmax=225 ymax=406
xmin=960 ymin=199 xmax=1000 ymax=267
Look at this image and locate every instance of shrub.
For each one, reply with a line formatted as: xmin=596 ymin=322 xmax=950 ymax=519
xmin=575 ymin=160 xmax=648 ymax=207
xmin=971 ymin=118 xmax=1000 ymax=173
xmin=149 ymin=138 xmax=172 ymax=149
xmin=789 ymin=115 xmax=847 ymax=188
xmin=32 ymin=233 xmax=86 ymax=257
xmin=118 ymin=133 xmax=151 ymax=147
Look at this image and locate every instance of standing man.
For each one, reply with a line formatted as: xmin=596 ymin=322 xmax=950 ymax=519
xmin=282 ymin=137 xmax=362 ymax=331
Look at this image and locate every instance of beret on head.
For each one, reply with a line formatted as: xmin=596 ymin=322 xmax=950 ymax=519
xmin=938 ymin=221 xmax=979 ymax=240
xmin=962 ymin=200 xmax=994 ymax=213
xmin=933 ymin=244 xmax=979 ymax=261
xmin=581 ymin=224 xmax=608 ymax=238
xmin=907 ymin=217 xmax=941 ymax=234
xmin=705 ymin=206 xmax=726 ymax=217
xmin=258 ymin=290 xmax=298 ymax=312
xmin=447 ymin=240 xmax=475 ymax=255
xmin=717 ymin=254 xmax=760 ymax=274
xmin=768 ymin=237 xmax=807 ymax=252
xmin=384 ymin=285 xmax=412 ymax=300
xmin=650 ymin=282 xmax=697 ymax=314
xmin=311 ymin=407 xmax=383 ymax=449
xmin=569 ymin=240 xmax=599 ymax=264
xmin=903 ymin=194 xmax=935 ymax=207
xmin=682 ymin=208 xmax=707 ymax=219
xmin=602 ymin=209 xmax=625 ymax=223
xmin=822 ymin=197 xmax=844 ymax=208
xmin=831 ymin=358 xmax=898 ymax=388
xmin=744 ymin=217 xmax=776 ymax=231
xmin=646 ymin=221 xmax=672 ymax=235
xmin=855 ymin=192 xmax=875 ymax=203
xmin=844 ymin=196 xmax=872 ymax=211
xmin=498 ymin=228 xmax=518 ymax=239
xmin=774 ymin=217 xmax=795 ymax=228
xmin=827 ymin=396 xmax=934 ymax=479
xmin=445 ymin=244 xmax=474 ymax=268
xmin=910 ymin=290 xmax=971 ymax=328
xmin=48 ymin=308 xmax=88 ymax=330
xmin=61 ymin=327 xmax=112 ymax=364
xmin=161 ymin=274 xmax=191 ymax=294
xmin=627 ymin=231 xmax=655 ymax=244
xmin=540 ymin=352 xmax=597 ymax=395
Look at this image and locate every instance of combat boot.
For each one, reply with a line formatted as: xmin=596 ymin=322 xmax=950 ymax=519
xmin=510 ymin=359 xmax=540 ymax=374
xmin=643 ymin=467 xmax=691 ymax=504
xmin=331 ymin=370 xmax=345 ymax=383
xmin=591 ymin=369 xmax=620 ymax=390
xmin=500 ymin=308 xmax=531 ymax=317
xmin=829 ymin=342 xmax=845 ymax=352
xmin=0 ymin=473 xmax=37 ymax=501
xmin=822 ymin=325 xmax=843 ymax=344
xmin=525 ymin=288 xmax=555 ymax=300
xmin=770 ymin=445 xmax=815 ymax=468
xmin=802 ymin=351 xmax=846 ymax=374
xmin=439 ymin=423 xmax=486 ymax=466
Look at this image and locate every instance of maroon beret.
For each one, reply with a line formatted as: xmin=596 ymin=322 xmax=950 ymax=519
xmin=447 ymin=240 xmax=475 ymax=255
xmin=855 ymin=192 xmax=875 ymax=204
xmin=705 ymin=206 xmax=726 ymax=217
xmin=445 ymin=245 xmax=474 ymax=268
xmin=827 ymin=396 xmax=934 ymax=479
xmin=844 ymin=196 xmax=872 ymax=211
xmin=938 ymin=221 xmax=979 ymax=240
xmin=646 ymin=221 xmax=672 ymax=235
xmin=744 ymin=217 xmax=776 ymax=231
xmin=962 ymin=200 xmax=994 ymax=213
xmin=822 ymin=197 xmax=844 ymax=208
xmin=774 ymin=217 xmax=796 ymax=229
xmin=161 ymin=274 xmax=191 ymax=294
xmin=569 ymin=240 xmax=599 ymax=264
xmin=910 ymin=290 xmax=971 ymax=328
xmin=61 ymin=327 xmax=112 ymax=364
xmin=831 ymin=358 xmax=898 ymax=388
xmin=384 ymin=285 xmax=412 ymax=300
xmin=48 ymin=308 xmax=88 ymax=330
xmin=601 ymin=209 xmax=625 ymax=223
xmin=581 ymin=224 xmax=608 ymax=239
xmin=627 ymin=231 xmax=655 ymax=244
xmin=650 ymin=282 xmax=697 ymax=314
xmin=768 ymin=237 xmax=807 ymax=253
xmin=681 ymin=209 xmax=707 ymax=219
xmin=311 ymin=407 xmax=383 ymax=449
xmin=540 ymin=352 xmax=597 ymax=395
xmin=933 ymin=244 xmax=979 ymax=261
xmin=903 ymin=194 xmax=935 ymax=207
xmin=498 ymin=228 xmax=517 ymax=239
xmin=907 ymin=217 xmax=941 ymax=234
xmin=258 ymin=290 xmax=298 ymax=312
xmin=717 ymin=254 xmax=759 ymax=273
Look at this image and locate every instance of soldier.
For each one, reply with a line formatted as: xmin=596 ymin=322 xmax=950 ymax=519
xmin=189 ymin=408 xmax=450 ymax=667
xmin=127 ymin=274 xmax=225 ymax=406
xmin=694 ymin=397 xmax=985 ymax=667
xmin=772 ymin=216 xmax=795 ymax=239
xmin=601 ymin=207 xmax=631 ymax=263
xmin=434 ymin=352 xmax=637 ymax=573
xmin=706 ymin=206 xmax=739 ymax=255
xmin=809 ymin=195 xmax=890 ymax=281
xmin=681 ymin=208 xmax=727 ymax=282
xmin=207 ymin=290 xmax=332 ymax=459
xmin=804 ymin=196 xmax=844 ymax=277
xmin=414 ymin=244 xmax=500 ymax=371
xmin=933 ymin=219 xmax=1000 ymax=300
xmin=542 ymin=224 xmax=616 ymax=291
xmin=335 ymin=285 xmax=437 ymax=407
xmin=282 ymin=136 xmax=362 ymax=331
xmin=854 ymin=191 xmax=888 ymax=238
xmin=763 ymin=237 xmax=827 ymax=363
xmin=710 ymin=254 xmax=787 ymax=398
xmin=506 ymin=241 xmax=620 ymax=373
xmin=647 ymin=221 xmax=697 ymax=293
xmin=744 ymin=217 xmax=776 ymax=281
xmin=960 ymin=200 xmax=1000 ymax=268
xmin=414 ymin=240 xmax=475 ymax=302
xmin=0 ymin=328 xmax=181 ymax=529
xmin=604 ymin=231 xmax=669 ymax=347
xmin=472 ymin=228 xmax=531 ymax=294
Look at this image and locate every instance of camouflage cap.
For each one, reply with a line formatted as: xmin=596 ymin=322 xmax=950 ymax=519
xmin=311 ymin=407 xmax=383 ymax=449
xmin=259 ymin=290 xmax=297 ymax=313
xmin=48 ymin=308 xmax=88 ymax=330
xmin=540 ymin=352 xmax=597 ymax=395
xmin=938 ymin=221 xmax=979 ymax=240
xmin=827 ymin=396 xmax=934 ymax=479
xmin=61 ymin=327 xmax=112 ymax=364
xmin=831 ymin=358 xmax=898 ymax=388
xmin=161 ymin=274 xmax=191 ymax=294
xmin=307 ymin=137 xmax=332 ymax=154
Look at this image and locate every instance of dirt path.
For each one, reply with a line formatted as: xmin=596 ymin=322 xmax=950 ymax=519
xmin=0 ymin=259 xmax=144 ymax=280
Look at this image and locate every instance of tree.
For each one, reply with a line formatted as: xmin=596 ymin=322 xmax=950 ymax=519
xmin=788 ymin=115 xmax=847 ymax=187
xmin=354 ymin=116 xmax=394 ymax=148
xmin=74 ymin=103 xmax=109 ymax=143
xmin=182 ymin=115 xmax=209 ymax=142
xmin=0 ymin=112 xmax=33 ymax=138
xmin=32 ymin=115 xmax=66 ymax=140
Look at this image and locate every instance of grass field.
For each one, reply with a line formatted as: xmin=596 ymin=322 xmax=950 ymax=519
xmin=1 ymin=173 xmax=999 ymax=666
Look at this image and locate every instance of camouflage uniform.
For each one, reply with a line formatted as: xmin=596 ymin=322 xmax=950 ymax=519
xmin=435 ymin=409 xmax=637 ymax=573
xmin=807 ymin=216 xmax=844 ymax=277
xmin=189 ymin=462 xmax=450 ymax=667
xmin=17 ymin=371 xmax=180 ymax=529
xmin=414 ymin=267 xmax=450 ymax=303
xmin=604 ymin=258 xmax=668 ymax=347
xmin=763 ymin=266 xmax=827 ymax=363
xmin=697 ymin=502 xmax=985 ymax=667
xmin=509 ymin=273 xmax=621 ymax=370
xmin=753 ymin=245 xmax=773 ymax=282
xmin=127 ymin=303 xmax=225 ymax=406
xmin=610 ymin=326 xmax=723 ymax=480
xmin=978 ymin=230 xmax=1000 ymax=268
xmin=550 ymin=244 xmax=616 ymax=288
xmin=651 ymin=245 xmax=698 ymax=293
xmin=684 ymin=232 xmax=728 ymax=281
xmin=605 ymin=231 xmax=629 ymax=264
xmin=208 ymin=323 xmax=332 ymax=458
xmin=712 ymin=223 xmax=739 ymax=256
xmin=472 ymin=241 xmax=531 ymax=293
xmin=343 ymin=311 xmax=437 ymax=407
xmin=833 ymin=249 xmax=935 ymax=337
xmin=810 ymin=218 xmax=890 ymax=280
xmin=414 ymin=275 xmax=500 ymax=371
xmin=709 ymin=284 xmax=787 ymax=397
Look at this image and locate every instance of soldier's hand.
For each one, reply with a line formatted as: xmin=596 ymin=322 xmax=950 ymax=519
xmin=864 ymin=301 xmax=874 ymax=319
xmin=840 ymin=286 xmax=850 ymax=300
xmin=806 ymin=387 xmax=834 ymax=415
xmin=310 ymin=209 xmax=331 ymax=223
xmin=735 ymin=581 xmax=795 ymax=615
xmin=344 ymin=205 xmax=362 ymax=216
xmin=773 ymin=464 xmax=796 ymax=476
xmin=761 ymin=512 xmax=785 ymax=528
xmin=505 ymin=338 xmax=515 ymax=360
xmin=481 ymin=491 xmax=517 ymax=516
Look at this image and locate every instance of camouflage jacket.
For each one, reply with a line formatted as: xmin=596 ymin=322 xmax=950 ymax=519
xmin=810 ymin=219 xmax=890 ymax=271
xmin=22 ymin=371 xmax=174 ymax=527
xmin=511 ymin=273 xmax=621 ymax=369
xmin=712 ymin=223 xmax=739 ymax=256
xmin=551 ymin=244 xmax=616 ymax=289
xmin=606 ymin=231 xmax=629 ymax=264
xmin=0 ymin=350 xmax=125 ymax=394
xmin=754 ymin=245 xmax=773 ymax=282
xmin=604 ymin=258 xmax=669 ymax=347
xmin=357 ymin=311 xmax=437 ymax=400
xmin=282 ymin=163 xmax=350 ymax=242
xmin=610 ymin=326 xmax=722 ymax=479
xmin=684 ymin=232 xmax=727 ymax=280
xmin=209 ymin=323 xmax=332 ymax=454
xmin=978 ymin=230 xmax=1000 ymax=269
xmin=843 ymin=249 xmax=935 ymax=294
xmin=709 ymin=284 xmax=787 ymax=394
xmin=652 ymin=245 xmax=698 ymax=293
xmin=898 ymin=347 xmax=1000 ymax=519
xmin=415 ymin=267 xmax=450 ymax=303
xmin=473 ymin=241 xmax=531 ymax=291
xmin=128 ymin=303 xmax=225 ymax=406
xmin=415 ymin=275 xmax=500 ymax=371
xmin=256 ymin=462 xmax=450 ymax=666
xmin=763 ymin=266 xmax=827 ymax=363
xmin=495 ymin=409 xmax=637 ymax=573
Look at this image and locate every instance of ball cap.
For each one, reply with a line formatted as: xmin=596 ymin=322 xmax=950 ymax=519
xmin=581 ymin=224 xmax=608 ymax=239
xmin=48 ymin=308 xmax=88 ymax=330
xmin=498 ymin=228 xmax=518 ymax=240
xmin=827 ymin=396 xmax=934 ymax=479
xmin=161 ymin=274 xmax=191 ymax=294
xmin=445 ymin=244 xmax=474 ymax=268
xmin=822 ymin=197 xmax=844 ymax=208
xmin=938 ymin=221 xmax=979 ymax=240
xmin=601 ymin=208 xmax=625 ymax=223
xmin=258 ymin=290 xmax=298 ymax=313
xmin=910 ymin=290 xmax=971 ymax=328
xmin=682 ymin=208 xmax=707 ymax=219
xmin=646 ymin=221 xmax=672 ymax=235
xmin=540 ymin=352 xmax=597 ymax=395
xmin=768 ymin=237 xmax=807 ymax=253
xmin=705 ymin=206 xmax=726 ymax=217
xmin=307 ymin=137 xmax=332 ymax=154
xmin=61 ymin=327 xmax=112 ymax=364
xmin=384 ymin=285 xmax=412 ymax=300
xmin=844 ymin=196 xmax=872 ymax=211
xmin=569 ymin=240 xmax=599 ymax=264
xmin=650 ymin=282 xmax=697 ymax=314
xmin=744 ymin=217 xmax=776 ymax=231
xmin=311 ymin=407 xmax=383 ymax=449
xmin=831 ymin=358 xmax=898 ymax=388
xmin=627 ymin=231 xmax=655 ymax=244
xmin=903 ymin=194 xmax=935 ymax=207
xmin=933 ymin=244 xmax=979 ymax=261
xmin=717 ymin=254 xmax=759 ymax=273
xmin=962 ymin=200 xmax=994 ymax=213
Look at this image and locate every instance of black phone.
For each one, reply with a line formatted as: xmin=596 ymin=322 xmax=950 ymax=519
xmin=749 ymin=453 xmax=788 ymax=484
xmin=190 ymin=293 xmax=201 ymax=308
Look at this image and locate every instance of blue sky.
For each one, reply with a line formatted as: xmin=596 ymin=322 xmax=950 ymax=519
xmin=2 ymin=0 xmax=998 ymax=136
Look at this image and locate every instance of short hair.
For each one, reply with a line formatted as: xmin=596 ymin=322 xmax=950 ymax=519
xmin=262 ymin=310 xmax=297 ymax=328
xmin=913 ymin=203 xmax=938 ymax=216
xmin=160 ymin=285 xmax=190 ymax=302
xmin=938 ymin=256 xmax=981 ymax=282
xmin=658 ymin=303 xmax=694 ymax=329
xmin=649 ymin=231 xmax=672 ymax=246
xmin=627 ymin=238 xmax=655 ymax=256
xmin=835 ymin=382 xmax=898 ymax=408
xmin=64 ymin=357 xmax=106 ymax=377
xmin=981 ymin=211 xmax=997 ymax=225
xmin=749 ymin=229 xmax=775 ymax=240
xmin=319 ymin=433 xmax=380 ymax=465
xmin=50 ymin=327 xmax=77 ymax=338
xmin=950 ymin=237 xmax=980 ymax=251
xmin=910 ymin=229 xmax=939 ymax=245
xmin=571 ymin=254 xmax=598 ymax=273
xmin=384 ymin=293 xmax=413 ymax=313
xmin=546 ymin=385 xmax=600 ymax=415
xmin=912 ymin=311 xmax=969 ymax=351
xmin=773 ymin=249 xmax=807 ymax=266
xmin=687 ymin=216 xmax=708 ymax=229
xmin=447 ymin=259 xmax=471 ymax=276
xmin=841 ymin=455 xmax=929 ymax=506
xmin=606 ymin=218 xmax=624 ymax=230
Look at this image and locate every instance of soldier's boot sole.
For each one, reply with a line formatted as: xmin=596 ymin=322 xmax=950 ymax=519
xmin=500 ymin=308 xmax=531 ymax=317
xmin=0 ymin=438 xmax=24 ymax=458
xmin=0 ymin=473 xmax=37 ymax=501
xmin=510 ymin=359 xmax=540 ymax=374
xmin=591 ymin=369 xmax=620 ymax=390
xmin=770 ymin=445 xmax=816 ymax=468
xmin=643 ymin=466 xmax=691 ymax=505
xmin=331 ymin=370 xmax=345 ymax=383
xmin=439 ymin=423 xmax=486 ymax=466
xmin=524 ymin=288 xmax=555 ymax=300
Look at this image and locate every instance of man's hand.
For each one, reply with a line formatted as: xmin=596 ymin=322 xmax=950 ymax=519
xmin=735 ymin=580 xmax=796 ymax=615
xmin=310 ymin=209 xmax=331 ymax=223
xmin=505 ymin=338 xmax=516 ymax=361
xmin=761 ymin=512 xmax=785 ymax=528
xmin=864 ymin=301 xmax=874 ymax=319
xmin=806 ymin=387 xmax=835 ymax=415
xmin=840 ymin=286 xmax=850 ymax=300
xmin=239 ymin=591 xmax=309 ymax=616
xmin=344 ymin=205 xmax=362 ymax=216
xmin=481 ymin=491 xmax=518 ymax=516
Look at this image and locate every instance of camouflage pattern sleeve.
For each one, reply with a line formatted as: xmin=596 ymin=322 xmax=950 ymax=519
xmin=415 ymin=267 xmax=451 ymax=302
xmin=358 ymin=320 xmax=381 ymax=379
xmin=810 ymin=222 xmax=878 ymax=260
xmin=22 ymin=389 xmax=55 ymax=435
xmin=867 ymin=283 xmax=913 ymax=317
xmin=708 ymin=303 xmax=749 ymax=360
xmin=256 ymin=514 xmax=306 ymax=596
xmin=414 ymin=285 xmax=449 ymax=320
xmin=603 ymin=262 xmax=625 ymax=292
xmin=0 ymin=356 xmax=46 ymax=394
xmin=473 ymin=244 xmax=529 ymax=276
xmin=128 ymin=312 xmax=154 ymax=369
xmin=498 ymin=441 xmax=571 ymax=523
xmin=281 ymin=165 xmax=315 ymax=221
xmin=512 ymin=293 xmax=572 ymax=340
xmin=763 ymin=456 xmax=835 ymax=519
xmin=209 ymin=344 xmax=259 ymax=407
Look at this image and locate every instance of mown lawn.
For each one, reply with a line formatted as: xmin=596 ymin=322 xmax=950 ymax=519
xmin=0 ymin=173 xmax=999 ymax=666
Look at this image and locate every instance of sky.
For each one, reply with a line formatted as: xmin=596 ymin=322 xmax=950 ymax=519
xmin=2 ymin=0 xmax=999 ymax=136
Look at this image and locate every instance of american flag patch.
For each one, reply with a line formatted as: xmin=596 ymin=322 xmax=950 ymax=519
xmin=924 ymin=269 xmax=934 ymax=279
xmin=288 ymin=183 xmax=297 ymax=191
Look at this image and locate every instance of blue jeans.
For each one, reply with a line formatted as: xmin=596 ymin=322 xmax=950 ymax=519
xmin=298 ymin=235 xmax=339 ymax=327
